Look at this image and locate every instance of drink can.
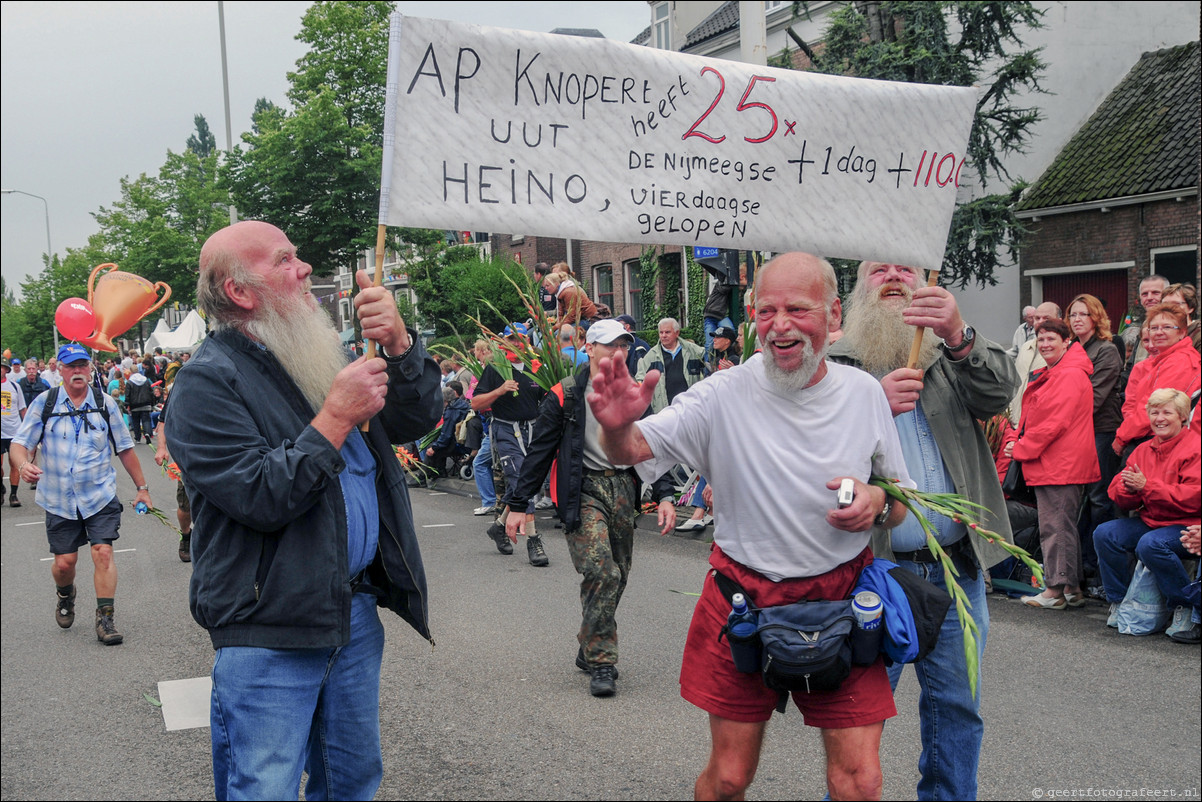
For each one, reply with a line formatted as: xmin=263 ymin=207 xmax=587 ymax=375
xmin=852 ymin=591 xmax=883 ymax=631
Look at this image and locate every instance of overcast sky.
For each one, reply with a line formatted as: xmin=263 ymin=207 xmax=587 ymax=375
xmin=0 ymin=1 xmax=652 ymax=296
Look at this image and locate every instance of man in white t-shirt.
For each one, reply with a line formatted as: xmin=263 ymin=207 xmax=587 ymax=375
xmin=1 ymin=361 xmax=28 ymax=507
xmin=589 ymin=252 xmax=912 ymax=801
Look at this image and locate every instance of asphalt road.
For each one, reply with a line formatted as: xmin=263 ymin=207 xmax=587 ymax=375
xmin=1 ymin=457 xmax=1198 ymax=801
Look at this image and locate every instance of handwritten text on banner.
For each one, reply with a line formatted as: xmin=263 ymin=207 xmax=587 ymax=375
xmin=382 ymin=15 xmax=978 ymax=268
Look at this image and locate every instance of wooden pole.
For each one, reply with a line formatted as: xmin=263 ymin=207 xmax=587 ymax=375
xmin=360 ymin=223 xmax=388 ymax=432
xmin=906 ymin=269 xmax=941 ymax=369
xmin=365 ymin=223 xmax=387 ymax=360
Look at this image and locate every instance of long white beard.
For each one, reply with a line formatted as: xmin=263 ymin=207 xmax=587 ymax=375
xmin=842 ymin=282 xmax=941 ymax=377
xmin=762 ymin=332 xmax=827 ymax=393
xmin=245 ymin=293 xmax=347 ymax=411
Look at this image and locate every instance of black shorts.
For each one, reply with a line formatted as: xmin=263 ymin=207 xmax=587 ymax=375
xmin=1 ymin=438 xmax=10 ymax=455
xmin=45 ymin=497 xmax=122 ymax=554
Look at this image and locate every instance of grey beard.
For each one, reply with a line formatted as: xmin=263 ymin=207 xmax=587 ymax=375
xmin=842 ymin=284 xmax=941 ymax=377
xmin=244 ymin=294 xmax=347 ymax=411
xmin=762 ymin=335 xmax=827 ymax=393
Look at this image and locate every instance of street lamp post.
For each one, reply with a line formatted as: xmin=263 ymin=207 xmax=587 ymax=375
xmin=1 ymin=188 xmax=59 ymax=350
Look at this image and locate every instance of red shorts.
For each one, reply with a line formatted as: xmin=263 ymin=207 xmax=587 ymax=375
xmin=679 ymin=545 xmax=896 ymax=728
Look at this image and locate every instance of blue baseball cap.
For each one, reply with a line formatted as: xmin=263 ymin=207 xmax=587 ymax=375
xmin=56 ymin=343 xmax=91 ymax=365
xmin=502 ymin=322 xmax=529 ymax=338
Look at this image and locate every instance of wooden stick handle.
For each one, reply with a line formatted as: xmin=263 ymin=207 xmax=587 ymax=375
xmin=365 ymin=223 xmax=387 ymax=359
xmin=905 ymin=269 xmax=940 ymax=369
xmin=360 ymin=224 xmax=388 ymax=432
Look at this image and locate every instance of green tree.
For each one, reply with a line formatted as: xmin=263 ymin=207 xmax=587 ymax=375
xmin=186 ymin=113 xmax=217 ymax=158
xmin=787 ymin=1 xmax=1046 ymax=287
xmin=407 ymin=246 xmax=530 ymax=338
xmin=222 ymin=1 xmax=397 ymax=276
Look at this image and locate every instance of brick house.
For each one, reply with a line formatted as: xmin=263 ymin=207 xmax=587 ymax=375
xmin=1014 ymin=41 xmax=1200 ymax=328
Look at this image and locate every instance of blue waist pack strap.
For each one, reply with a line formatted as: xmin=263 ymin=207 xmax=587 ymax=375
xmin=855 ymin=559 xmax=952 ymax=665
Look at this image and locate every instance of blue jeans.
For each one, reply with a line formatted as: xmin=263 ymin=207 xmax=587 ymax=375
xmin=210 ymin=594 xmax=385 ymax=801
xmin=473 ymin=434 xmax=496 ymax=507
xmin=887 ymin=556 xmax=988 ymax=801
xmin=1094 ymin=517 xmax=1195 ymax=608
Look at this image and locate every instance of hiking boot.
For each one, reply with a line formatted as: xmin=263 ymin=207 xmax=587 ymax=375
xmin=589 ymin=664 xmax=617 ymax=697
xmin=95 ymin=606 xmax=123 ymax=645
xmin=487 ymin=522 xmax=513 ymax=555
xmin=179 ymin=535 xmax=192 ymax=563
xmin=576 ymin=647 xmax=618 ymax=679
xmin=527 ymin=535 xmax=549 ymax=567
xmin=55 ymin=586 xmax=76 ymax=629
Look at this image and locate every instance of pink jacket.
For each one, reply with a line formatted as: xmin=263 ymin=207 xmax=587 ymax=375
xmin=1012 ymin=342 xmax=1101 ymax=486
xmin=1115 ymin=336 xmax=1202 ymax=450
xmin=1109 ymin=427 xmax=1201 ymax=528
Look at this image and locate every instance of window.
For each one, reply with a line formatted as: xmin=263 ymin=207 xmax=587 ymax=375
xmin=765 ymin=0 xmax=787 ymax=14
xmin=594 ymin=265 xmax=614 ymax=314
xmin=1152 ymin=247 xmax=1199 ymax=288
xmin=624 ymin=259 xmax=643 ymax=330
xmin=653 ymin=2 xmax=670 ymax=50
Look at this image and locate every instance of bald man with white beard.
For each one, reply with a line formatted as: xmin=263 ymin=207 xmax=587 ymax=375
xmin=166 ymin=220 xmax=442 ymax=800
xmin=828 ymin=261 xmax=1020 ymax=802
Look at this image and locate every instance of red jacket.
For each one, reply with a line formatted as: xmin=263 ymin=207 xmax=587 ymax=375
xmin=1109 ymin=427 xmax=1201 ymax=528
xmin=1115 ymin=336 xmax=1202 ymax=450
xmin=1012 ymin=342 xmax=1101 ymax=486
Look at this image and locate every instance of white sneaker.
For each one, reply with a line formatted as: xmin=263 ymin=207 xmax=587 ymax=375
xmin=534 ymin=496 xmax=554 ymax=510
xmin=1107 ymin=602 xmax=1120 ymax=628
xmin=473 ymin=506 xmax=493 ymax=516
xmin=676 ymin=518 xmax=706 ymax=532
xmin=1165 ymin=606 xmax=1191 ymax=638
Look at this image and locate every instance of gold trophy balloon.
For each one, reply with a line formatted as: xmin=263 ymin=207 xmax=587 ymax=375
xmin=59 ymin=263 xmax=171 ymax=352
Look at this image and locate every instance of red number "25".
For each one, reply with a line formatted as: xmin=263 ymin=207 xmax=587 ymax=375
xmin=683 ymin=67 xmax=778 ymax=144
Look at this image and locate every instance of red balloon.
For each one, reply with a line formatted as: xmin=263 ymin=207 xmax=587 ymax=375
xmin=55 ymin=298 xmax=97 ymax=341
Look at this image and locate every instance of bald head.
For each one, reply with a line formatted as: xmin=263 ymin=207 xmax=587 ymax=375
xmin=755 ymin=252 xmax=839 ymax=305
xmin=1033 ymin=302 xmax=1060 ymax=326
xmin=197 ymin=221 xmax=311 ymax=327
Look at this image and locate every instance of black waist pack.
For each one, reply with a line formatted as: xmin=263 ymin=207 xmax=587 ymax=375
xmin=757 ymin=600 xmax=856 ymax=696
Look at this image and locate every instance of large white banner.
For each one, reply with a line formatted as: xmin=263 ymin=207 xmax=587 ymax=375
xmin=381 ymin=14 xmax=978 ymax=268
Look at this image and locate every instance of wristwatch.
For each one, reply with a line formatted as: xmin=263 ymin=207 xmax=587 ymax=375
xmin=873 ymin=497 xmax=893 ymax=527
xmin=136 ymin=485 xmax=149 ymax=491
xmin=941 ymin=324 xmax=975 ymax=355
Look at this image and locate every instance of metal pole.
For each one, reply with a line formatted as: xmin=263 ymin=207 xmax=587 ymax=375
xmin=218 ymin=1 xmax=238 ymax=225
xmin=1 ymin=188 xmax=58 ymax=349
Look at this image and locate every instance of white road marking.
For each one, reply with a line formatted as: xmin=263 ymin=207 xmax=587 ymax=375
xmin=422 ymin=524 xmax=455 ymax=528
xmin=158 ymin=677 xmax=212 ymax=731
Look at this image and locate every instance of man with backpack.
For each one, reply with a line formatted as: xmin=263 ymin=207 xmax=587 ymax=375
xmin=124 ymin=370 xmax=156 ymax=445
xmin=10 ymin=344 xmax=154 ymax=646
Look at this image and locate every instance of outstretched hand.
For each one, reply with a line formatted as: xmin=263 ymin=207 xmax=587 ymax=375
xmin=587 ymin=355 xmax=658 ymax=431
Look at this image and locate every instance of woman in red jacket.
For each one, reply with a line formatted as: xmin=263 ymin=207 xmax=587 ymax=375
xmin=1005 ymin=319 xmax=1101 ymax=609
xmin=1093 ymin=388 xmax=1201 ymax=640
xmin=1113 ymin=303 xmax=1201 ymax=459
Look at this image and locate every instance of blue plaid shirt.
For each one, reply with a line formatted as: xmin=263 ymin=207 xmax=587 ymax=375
xmin=13 ymin=387 xmax=135 ymax=520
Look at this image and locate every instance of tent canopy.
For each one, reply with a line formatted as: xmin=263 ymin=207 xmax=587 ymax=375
xmin=146 ymin=310 xmax=207 ymax=352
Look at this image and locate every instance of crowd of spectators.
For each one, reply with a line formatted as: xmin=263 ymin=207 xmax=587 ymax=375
xmin=431 ymin=272 xmax=1198 ymax=646
xmin=998 ymin=276 xmax=1199 ymax=643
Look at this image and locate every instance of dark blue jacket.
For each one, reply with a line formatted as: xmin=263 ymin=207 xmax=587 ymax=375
xmin=166 ymin=328 xmax=442 ymax=649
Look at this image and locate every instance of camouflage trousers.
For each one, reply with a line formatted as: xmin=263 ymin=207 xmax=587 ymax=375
xmin=566 ymin=470 xmax=637 ymax=668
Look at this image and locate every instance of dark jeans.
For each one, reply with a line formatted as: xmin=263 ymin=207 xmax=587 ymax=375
xmin=129 ymin=410 xmax=153 ymax=442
